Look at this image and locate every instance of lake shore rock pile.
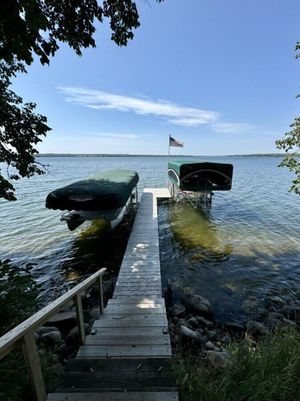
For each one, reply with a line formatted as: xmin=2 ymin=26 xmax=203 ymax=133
xmin=166 ymin=289 xmax=300 ymax=369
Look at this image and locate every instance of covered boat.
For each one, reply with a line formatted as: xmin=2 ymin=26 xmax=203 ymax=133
xmin=168 ymin=160 xmax=233 ymax=207
xmin=46 ymin=170 xmax=139 ymax=230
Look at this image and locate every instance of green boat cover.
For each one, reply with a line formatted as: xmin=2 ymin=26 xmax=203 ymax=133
xmin=46 ymin=170 xmax=139 ymax=211
xmin=168 ymin=160 xmax=233 ymax=191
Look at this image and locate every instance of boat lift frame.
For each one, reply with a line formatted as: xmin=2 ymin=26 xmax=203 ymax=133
xmin=168 ymin=181 xmax=213 ymax=208
xmin=61 ymin=186 xmax=139 ymax=230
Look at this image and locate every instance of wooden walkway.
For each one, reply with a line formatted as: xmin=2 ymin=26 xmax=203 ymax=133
xmin=47 ymin=188 xmax=177 ymax=401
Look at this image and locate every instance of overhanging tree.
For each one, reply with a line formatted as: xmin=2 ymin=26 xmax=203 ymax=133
xmin=0 ymin=61 xmax=50 ymax=200
xmin=276 ymin=117 xmax=300 ymax=195
xmin=0 ymin=0 xmax=158 ymax=200
xmin=276 ymin=42 xmax=300 ymax=194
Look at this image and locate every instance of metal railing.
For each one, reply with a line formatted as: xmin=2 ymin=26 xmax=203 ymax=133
xmin=0 ymin=268 xmax=106 ymax=401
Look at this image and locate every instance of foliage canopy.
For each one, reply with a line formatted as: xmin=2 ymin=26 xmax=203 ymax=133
xmin=276 ymin=42 xmax=300 ymax=194
xmin=276 ymin=117 xmax=300 ymax=194
xmin=0 ymin=0 xmax=155 ymax=199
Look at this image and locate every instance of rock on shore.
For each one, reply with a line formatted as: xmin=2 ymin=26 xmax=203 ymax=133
xmin=167 ymin=289 xmax=300 ymax=372
xmin=182 ymin=294 xmax=213 ymax=318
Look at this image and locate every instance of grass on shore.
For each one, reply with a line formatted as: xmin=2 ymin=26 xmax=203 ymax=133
xmin=175 ymin=327 xmax=300 ymax=401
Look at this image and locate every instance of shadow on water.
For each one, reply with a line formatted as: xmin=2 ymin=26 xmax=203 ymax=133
xmin=64 ymin=219 xmax=126 ymax=274
xmin=5 ymin=218 xmax=133 ymax=304
xmin=159 ymin=200 xmax=300 ymax=324
xmin=47 ymin=218 xmax=133 ymax=301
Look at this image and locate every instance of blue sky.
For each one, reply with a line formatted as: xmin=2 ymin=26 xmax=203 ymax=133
xmin=13 ymin=0 xmax=300 ymax=155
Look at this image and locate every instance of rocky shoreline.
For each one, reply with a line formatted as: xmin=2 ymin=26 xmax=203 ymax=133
xmin=33 ymin=276 xmax=300 ymax=382
xmin=165 ymin=290 xmax=300 ymax=368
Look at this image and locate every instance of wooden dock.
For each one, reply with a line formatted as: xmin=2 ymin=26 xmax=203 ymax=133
xmin=47 ymin=188 xmax=177 ymax=401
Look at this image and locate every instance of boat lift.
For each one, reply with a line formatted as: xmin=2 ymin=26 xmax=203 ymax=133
xmin=46 ymin=170 xmax=139 ymax=231
xmin=168 ymin=160 xmax=233 ymax=208
xmin=60 ymin=186 xmax=138 ymax=230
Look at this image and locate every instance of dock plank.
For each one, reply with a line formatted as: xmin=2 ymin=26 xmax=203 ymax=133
xmin=113 ymin=291 xmax=162 ymax=297
xmin=106 ymin=305 xmax=165 ymax=314
xmin=93 ymin=315 xmax=168 ymax=328
xmin=114 ymin=285 xmax=162 ymax=290
xmin=117 ymin=275 xmax=161 ymax=281
xmin=108 ymin=296 xmax=164 ymax=305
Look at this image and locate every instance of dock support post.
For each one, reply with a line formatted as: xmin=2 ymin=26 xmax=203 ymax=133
xmin=22 ymin=332 xmax=47 ymax=401
xmin=74 ymin=293 xmax=85 ymax=344
xmin=99 ymin=276 xmax=104 ymax=315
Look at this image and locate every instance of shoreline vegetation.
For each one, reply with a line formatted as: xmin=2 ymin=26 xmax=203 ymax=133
xmin=175 ymin=326 xmax=300 ymax=401
xmin=165 ymin=288 xmax=300 ymax=400
xmin=35 ymin=153 xmax=297 ymax=157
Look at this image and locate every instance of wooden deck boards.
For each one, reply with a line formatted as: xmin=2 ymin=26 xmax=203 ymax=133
xmin=76 ymin=344 xmax=171 ymax=359
xmin=48 ymin=392 xmax=178 ymax=401
xmin=47 ymin=188 xmax=177 ymax=400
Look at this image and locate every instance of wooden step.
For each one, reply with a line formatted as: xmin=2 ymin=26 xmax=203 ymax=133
xmin=105 ymin=304 xmax=165 ymax=314
xmin=47 ymin=392 xmax=179 ymax=401
xmin=76 ymin=344 xmax=171 ymax=358
xmin=85 ymin=332 xmax=170 ymax=346
xmin=64 ymin=357 xmax=173 ymax=373
xmin=56 ymin=370 xmax=176 ymax=392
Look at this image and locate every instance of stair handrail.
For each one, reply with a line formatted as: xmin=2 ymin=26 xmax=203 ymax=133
xmin=0 ymin=267 xmax=106 ymax=401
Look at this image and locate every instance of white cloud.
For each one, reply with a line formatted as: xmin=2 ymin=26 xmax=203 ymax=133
xmin=58 ymin=86 xmax=219 ymax=127
xmin=212 ymin=122 xmax=255 ymax=133
xmin=58 ymin=86 xmax=255 ymax=132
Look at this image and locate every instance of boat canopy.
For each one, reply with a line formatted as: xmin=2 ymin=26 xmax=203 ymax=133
xmin=168 ymin=160 xmax=233 ymax=191
xmin=46 ymin=170 xmax=139 ymax=211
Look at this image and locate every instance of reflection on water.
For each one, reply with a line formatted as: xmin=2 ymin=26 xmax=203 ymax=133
xmin=159 ymin=200 xmax=300 ymax=323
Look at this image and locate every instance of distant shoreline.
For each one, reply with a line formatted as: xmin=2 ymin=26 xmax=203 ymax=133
xmin=35 ymin=153 xmax=293 ymax=158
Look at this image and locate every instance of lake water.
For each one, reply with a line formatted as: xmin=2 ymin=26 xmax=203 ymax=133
xmin=0 ymin=156 xmax=299 ymax=321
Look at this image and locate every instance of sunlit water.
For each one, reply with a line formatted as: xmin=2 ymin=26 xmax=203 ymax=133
xmin=0 ymin=156 xmax=299 ymax=320
xmin=159 ymin=157 xmax=300 ymax=322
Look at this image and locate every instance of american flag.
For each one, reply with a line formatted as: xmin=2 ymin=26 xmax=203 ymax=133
xmin=169 ymin=136 xmax=184 ymax=147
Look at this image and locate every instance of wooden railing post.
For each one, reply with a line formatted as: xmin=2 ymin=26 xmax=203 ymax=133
xmin=22 ymin=332 xmax=46 ymax=401
xmin=99 ymin=275 xmax=104 ymax=315
xmin=74 ymin=293 xmax=85 ymax=344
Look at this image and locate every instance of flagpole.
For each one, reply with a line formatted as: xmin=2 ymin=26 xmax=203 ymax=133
xmin=167 ymin=134 xmax=170 ymax=166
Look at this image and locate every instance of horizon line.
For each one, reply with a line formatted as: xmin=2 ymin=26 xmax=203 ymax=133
xmin=35 ymin=152 xmax=289 ymax=157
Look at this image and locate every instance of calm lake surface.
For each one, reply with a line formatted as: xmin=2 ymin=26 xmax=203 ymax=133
xmin=0 ymin=156 xmax=299 ymax=321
